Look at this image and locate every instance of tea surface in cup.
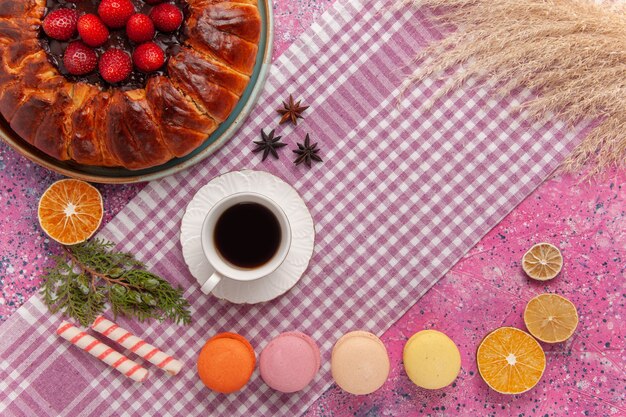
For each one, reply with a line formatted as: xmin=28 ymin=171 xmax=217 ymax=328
xmin=213 ymin=202 xmax=281 ymax=269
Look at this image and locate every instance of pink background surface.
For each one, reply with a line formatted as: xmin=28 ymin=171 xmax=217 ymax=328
xmin=0 ymin=1 xmax=624 ymax=416
xmin=306 ymin=168 xmax=626 ymax=417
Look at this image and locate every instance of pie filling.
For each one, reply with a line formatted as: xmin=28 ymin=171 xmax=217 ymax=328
xmin=39 ymin=0 xmax=189 ymax=90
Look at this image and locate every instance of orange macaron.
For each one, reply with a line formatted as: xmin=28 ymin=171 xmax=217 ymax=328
xmin=197 ymin=332 xmax=256 ymax=394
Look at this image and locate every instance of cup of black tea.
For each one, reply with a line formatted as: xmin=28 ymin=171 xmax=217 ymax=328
xmin=200 ymin=192 xmax=292 ymax=294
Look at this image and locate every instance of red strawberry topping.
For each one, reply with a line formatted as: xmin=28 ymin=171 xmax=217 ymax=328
xmin=77 ymin=14 xmax=110 ymax=47
xmin=149 ymin=4 xmax=183 ymax=32
xmin=63 ymin=41 xmax=97 ymax=75
xmin=126 ymin=13 xmax=155 ymax=43
xmin=132 ymin=42 xmax=165 ymax=73
xmin=99 ymin=48 xmax=133 ymax=83
xmin=43 ymin=8 xmax=79 ymax=41
xmin=98 ymin=0 xmax=135 ymax=29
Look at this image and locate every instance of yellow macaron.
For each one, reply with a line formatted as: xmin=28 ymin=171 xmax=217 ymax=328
xmin=403 ymin=330 xmax=461 ymax=389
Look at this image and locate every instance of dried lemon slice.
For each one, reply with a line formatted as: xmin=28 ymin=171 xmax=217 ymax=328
xmin=38 ymin=179 xmax=103 ymax=245
xmin=477 ymin=327 xmax=546 ymax=394
xmin=524 ymin=293 xmax=578 ymax=343
xmin=522 ymin=243 xmax=563 ymax=281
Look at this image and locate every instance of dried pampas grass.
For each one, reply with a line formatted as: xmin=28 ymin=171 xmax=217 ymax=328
xmin=400 ymin=0 xmax=626 ymax=174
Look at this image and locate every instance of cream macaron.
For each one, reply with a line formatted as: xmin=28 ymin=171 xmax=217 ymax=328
xmin=331 ymin=331 xmax=390 ymax=395
xmin=403 ymin=330 xmax=461 ymax=389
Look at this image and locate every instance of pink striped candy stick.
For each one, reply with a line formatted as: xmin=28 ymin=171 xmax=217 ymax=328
xmin=56 ymin=321 xmax=149 ymax=382
xmin=92 ymin=316 xmax=183 ymax=376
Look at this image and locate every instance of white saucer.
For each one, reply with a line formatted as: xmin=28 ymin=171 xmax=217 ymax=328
xmin=180 ymin=170 xmax=315 ymax=304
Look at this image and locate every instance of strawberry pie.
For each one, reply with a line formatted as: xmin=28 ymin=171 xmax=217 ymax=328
xmin=0 ymin=0 xmax=261 ymax=170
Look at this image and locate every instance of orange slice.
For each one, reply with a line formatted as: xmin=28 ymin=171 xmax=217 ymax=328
xmin=38 ymin=179 xmax=103 ymax=245
xmin=476 ymin=327 xmax=546 ymax=394
xmin=524 ymin=293 xmax=578 ymax=343
xmin=522 ymin=243 xmax=563 ymax=281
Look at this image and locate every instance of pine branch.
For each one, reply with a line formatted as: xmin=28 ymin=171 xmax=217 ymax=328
xmin=40 ymin=238 xmax=191 ymax=327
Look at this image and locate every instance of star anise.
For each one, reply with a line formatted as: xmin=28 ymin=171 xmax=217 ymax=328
xmin=293 ymin=134 xmax=322 ymax=167
xmin=253 ymin=129 xmax=286 ymax=161
xmin=277 ymin=95 xmax=309 ymax=125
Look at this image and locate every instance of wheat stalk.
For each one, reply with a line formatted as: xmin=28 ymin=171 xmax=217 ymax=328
xmin=399 ymin=0 xmax=626 ymax=174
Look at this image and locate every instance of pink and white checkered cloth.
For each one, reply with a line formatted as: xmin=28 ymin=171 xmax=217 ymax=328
xmin=0 ymin=1 xmax=589 ymax=416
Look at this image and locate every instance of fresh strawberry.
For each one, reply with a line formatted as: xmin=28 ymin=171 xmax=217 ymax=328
xmin=43 ymin=8 xmax=79 ymax=41
xmin=77 ymin=14 xmax=109 ymax=47
xmin=126 ymin=13 xmax=155 ymax=43
xmin=132 ymin=42 xmax=165 ymax=73
xmin=99 ymin=48 xmax=132 ymax=83
xmin=149 ymin=4 xmax=183 ymax=32
xmin=63 ymin=41 xmax=97 ymax=75
xmin=98 ymin=0 xmax=135 ymax=29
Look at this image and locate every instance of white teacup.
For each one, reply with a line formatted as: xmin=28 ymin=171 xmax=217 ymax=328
xmin=200 ymin=192 xmax=291 ymax=294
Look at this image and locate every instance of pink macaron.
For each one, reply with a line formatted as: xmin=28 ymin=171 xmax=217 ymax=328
xmin=259 ymin=331 xmax=321 ymax=393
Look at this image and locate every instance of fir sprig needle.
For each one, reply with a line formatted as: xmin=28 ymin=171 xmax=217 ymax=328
xmin=40 ymin=239 xmax=191 ymax=327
